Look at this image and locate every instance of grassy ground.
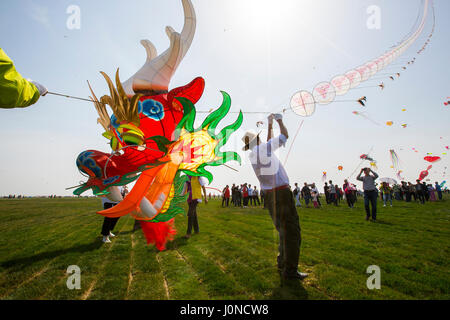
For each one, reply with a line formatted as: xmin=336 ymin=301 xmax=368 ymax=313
xmin=0 ymin=195 xmax=449 ymax=300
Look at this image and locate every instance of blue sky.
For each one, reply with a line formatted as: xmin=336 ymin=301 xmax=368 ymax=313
xmin=0 ymin=0 xmax=449 ymax=196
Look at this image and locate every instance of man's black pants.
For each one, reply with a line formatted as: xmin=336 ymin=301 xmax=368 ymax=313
xmin=222 ymin=197 xmax=229 ymax=207
xmin=101 ymin=202 xmax=119 ymax=236
xmin=417 ymin=191 xmax=425 ymax=204
xmin=187 ymin=201 xmax=199 ymax=234
xmin=265 ymin=188 xmax=301 ymax=277
xmin=363 ymin=190 xmax=378 ymax=220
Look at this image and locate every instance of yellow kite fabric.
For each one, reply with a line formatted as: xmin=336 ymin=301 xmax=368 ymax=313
xmin=0 ymin=48 xmax=40 ymax=108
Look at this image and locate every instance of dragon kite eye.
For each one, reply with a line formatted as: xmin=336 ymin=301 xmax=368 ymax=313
xmin=122 ymin=131 xmax=144 ymax=146
xmin=122 ymin=132 xmax=145 ymax=146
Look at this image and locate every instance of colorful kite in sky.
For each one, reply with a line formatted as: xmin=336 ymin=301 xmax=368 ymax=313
xmin=419 ymin=165 xmax=433 ymax=181
xmin=73 ymin=0 xmax=242 ymax=250
xmin=360 ymin=154 xmax=375 ymax=162
xmin=424 ymin=156 xmax=441 ymax=163
xmin=389 ymin=149 xmax=403 ymax=180
xmin=289 ymin=0 xmax=433 ymax=117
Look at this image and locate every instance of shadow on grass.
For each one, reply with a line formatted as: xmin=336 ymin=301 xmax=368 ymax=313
xmin=268 ymin=277 xmax=309 ymax=300
xmin=372 ymin=220 xmax=394 ymax=225
xmin=1 ymin=241 xmax=102 ymax=270
xmin=165 ymin=236 xmax=190 ymax=251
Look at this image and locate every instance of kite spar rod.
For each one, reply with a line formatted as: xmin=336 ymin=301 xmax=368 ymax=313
xmin=47 ymin=91 xmax=93 ymax=102
xmin=47 ymin=91 xmax=273 ymax=115
xmin=283 ymin=120 xmax=305 ymax=167
xmin=347 ymin=146 xmax=374 ymax=180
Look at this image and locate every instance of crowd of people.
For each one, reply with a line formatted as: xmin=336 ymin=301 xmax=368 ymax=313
xmin=221 ymin=184 xmax=263 ymax=208
xmin=219 ymin=172 xmax=447 ymax=215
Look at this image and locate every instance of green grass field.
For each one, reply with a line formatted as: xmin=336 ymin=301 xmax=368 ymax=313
xmin=0 ymin=196 xmax=449 ymax=300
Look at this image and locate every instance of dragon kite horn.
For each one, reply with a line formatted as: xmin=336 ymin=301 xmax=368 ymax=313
xmin=122 ymin=0 xmax=196 ymax=96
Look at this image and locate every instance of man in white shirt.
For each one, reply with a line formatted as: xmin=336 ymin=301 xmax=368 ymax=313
xmin=253 ymin=186 xmax=261 ymax=206
xmin=248 ymin=185 xmax=253 ymax=206
xmin=243 ymin=113 xmax=307 ymax=281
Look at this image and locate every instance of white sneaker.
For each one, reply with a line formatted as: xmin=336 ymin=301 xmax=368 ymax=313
xmin=109 ymin=232 xmax=115 ymax=237
xmin=383 ymin=204 xmax=386 ymax=207
xmin=102 ymin=236 xmax=111 ymax=243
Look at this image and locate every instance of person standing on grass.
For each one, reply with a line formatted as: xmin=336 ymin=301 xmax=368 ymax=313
xmin=311 ymin=190 xmax=320 ymax=209
xmin=393 ymin=184 xmax=402 ymax=201
xmin=100 ymin=186 xmax=123 ymax=243
xmin=222 ymin=185 xmax=230 ymax=207
xmin=356 ymin=168 xmax=379 ymax=221
xmin=422 ymin=182 xmax=430 ymax=202
xmin=310 ymin=183 xmax=321 ymax=208
xmin=253 ymin=186 xmax=261 ymax=206
xmin=293 ymin=183 xmax=301 ymax=207
xmin=328 ymin=181 xmax=338 ymax=206
xmin=312 ymin=183 xmax=322 ymax=206
xmin=323 ymin=182 xmax=330 ymax=204
xmin=335 ymin=184 xmax=342 ymax=204
xmin=379 ymin=182 xmax=393 ymax=207
xmin=235 ymin=184 xmax=241 ymax=207
xmin=243 ymin=113 xmax=307 ymax=281
xmin=343 ymin=179 xmax=355 ymax=208
xmin=301 ymin=183 xmax=312 ymax=208
xmin=185 ymin=176 xmax=208 ymax=239
xmin=409 ymin=182 xmax=417 ymax=202
xmin=248 ymin=184 xmax=253 ymax=206
xmin=435 ymin=182 xmax=443 ymax=200
xmin=242 ymin=183 xmax=249 ymax=208
xmin=231 ymin=183 xmax=236 ymax=206
xmin=402 ymin=182 xmax=410 ymax=202
xmin=428 ymin=184 xmax=436 ymax=202
xmin=415 ymin=180 xmax=425 ymax=204
xmin=260 ymin=189 xmax=266 ymax=208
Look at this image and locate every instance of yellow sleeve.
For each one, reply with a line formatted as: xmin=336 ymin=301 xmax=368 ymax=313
xmin=0 ymin=48 xmax=40 ymax=108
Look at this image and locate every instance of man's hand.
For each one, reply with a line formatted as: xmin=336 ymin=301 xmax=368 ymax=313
xmin=273 ymin=113 xmax=283 ymax=121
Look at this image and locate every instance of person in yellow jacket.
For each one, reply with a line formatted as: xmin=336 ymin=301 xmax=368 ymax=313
xmin=0 ymin=48 xmax=47 ymax=109
xmin=184 ymin=176 xmax=208 ymax=239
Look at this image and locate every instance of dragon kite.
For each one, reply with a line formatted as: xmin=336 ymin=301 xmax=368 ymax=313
xmin=73 ymin=0 xmax=242 ymax=250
